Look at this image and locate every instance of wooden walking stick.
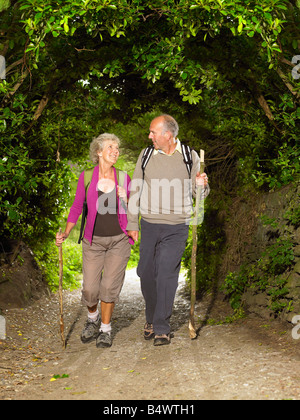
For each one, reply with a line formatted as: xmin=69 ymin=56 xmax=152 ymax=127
xmin=189 ymin=150 xmax=205 ymax=339
xmin=58 ymin=228 xmax=66 ymax=349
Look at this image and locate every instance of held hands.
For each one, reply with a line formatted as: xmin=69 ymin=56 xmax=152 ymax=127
xmin=119 ymin=186 xmax=138 ymax=242
xmin=196 ymin=172 xmax=209 ymax=188
xmin=127 ymin=230 xmax=139 ymax=243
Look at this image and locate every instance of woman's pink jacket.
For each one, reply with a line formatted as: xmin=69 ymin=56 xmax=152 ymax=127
xmin=67 ymin=166 xmax=133 ymax=246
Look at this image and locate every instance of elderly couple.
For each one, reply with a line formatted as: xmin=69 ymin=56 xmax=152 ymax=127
xmin=56 ymin=114 xmax=210 ymax=348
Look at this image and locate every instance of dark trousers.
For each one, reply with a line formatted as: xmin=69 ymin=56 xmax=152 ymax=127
xmin=137 ymin=219 xmax=189 ymax=335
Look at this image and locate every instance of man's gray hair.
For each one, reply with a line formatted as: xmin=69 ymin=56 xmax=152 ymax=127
xmin=160 ymin=114 xmax=179 ymax=138
xmin=89 ymin=133 xmax=120 ymax=165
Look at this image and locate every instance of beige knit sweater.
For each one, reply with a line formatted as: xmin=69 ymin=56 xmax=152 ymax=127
xmin=127 ymin=145 xmax=210 ymax=230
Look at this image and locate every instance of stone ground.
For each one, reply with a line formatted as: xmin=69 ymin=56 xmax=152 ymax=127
xmin=0 ymin=269 xmax=299 ymax=401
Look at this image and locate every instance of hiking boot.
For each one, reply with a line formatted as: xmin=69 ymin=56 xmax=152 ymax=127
xmin=80 ymin=317 xmax=100 ymax=343
xmin=96 ymin=331 xmax=112 ymax=348
xmin=144 ymin=322 xmax=155 ymax=340
xmin=153 ymin=333 xmax=171 ymax=346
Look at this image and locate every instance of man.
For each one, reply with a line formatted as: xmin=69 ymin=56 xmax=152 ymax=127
xmin=127 ymin=114 xmax=209 ymax=346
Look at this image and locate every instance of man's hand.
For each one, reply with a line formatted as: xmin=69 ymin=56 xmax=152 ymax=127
xmin=127 ymin=230 xmax=139 ymax=242
xmin=196 ymin=172 xmax=209 ymax=187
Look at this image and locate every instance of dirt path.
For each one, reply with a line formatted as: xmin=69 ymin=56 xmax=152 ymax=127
xmin=1 ymin=269 xmax=299 ymax=401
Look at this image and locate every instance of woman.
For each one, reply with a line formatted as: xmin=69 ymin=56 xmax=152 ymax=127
xmin=56 ymin=133 xmax=133 ymax=348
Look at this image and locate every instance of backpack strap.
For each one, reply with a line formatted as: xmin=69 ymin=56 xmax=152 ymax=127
xmin=141 ymin=143 xmax=193 ymax=178
xmin=83 ymin=167 xmax=94 ymax=195
xmin=116 ymin=168 xmax=125 ymax=188
xmin=181 ymin=143 xmax=193 ymax=178
xmin=115 ymin=168 xmax=127 ymax=211
xmin=141 ymin=145 xmax=154 ymax=179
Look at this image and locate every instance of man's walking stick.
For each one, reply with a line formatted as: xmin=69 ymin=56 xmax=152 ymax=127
xmin=58 ymin=228 xmax=66 ymax=349
xmin=189 ymin=150 xmax=205 ymax=339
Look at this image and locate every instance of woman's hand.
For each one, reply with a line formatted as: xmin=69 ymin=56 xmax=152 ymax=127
xmin=55 ymin=231 xmax=69 ymax=247
xmin=56 ymin=222 xmax=75 ymax=246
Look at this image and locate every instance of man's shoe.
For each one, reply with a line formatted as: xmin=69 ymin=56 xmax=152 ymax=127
xmin=153 ymin=333 xmax=171 ymax=346
xmin=81 ymin=318 xmax=100 ymax=343
xmin=96 ymin=331 xmax=112 ymax=348
xmin=144 ymin=322 xmax=155 ymax=340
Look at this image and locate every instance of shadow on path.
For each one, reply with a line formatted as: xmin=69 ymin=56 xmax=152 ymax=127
xmin=63 ymin=269 xmax=205 ymax=345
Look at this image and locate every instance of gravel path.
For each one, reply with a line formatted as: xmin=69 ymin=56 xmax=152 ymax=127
xmin=1 ymin=269 xmax=299 ymax=401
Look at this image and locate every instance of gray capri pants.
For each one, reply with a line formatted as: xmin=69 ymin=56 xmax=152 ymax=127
xmin=81 ymin=233 xmax=131 ymax=307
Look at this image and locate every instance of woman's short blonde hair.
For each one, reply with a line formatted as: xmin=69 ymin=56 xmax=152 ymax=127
xmin=89 ymin=133 xmax=120 ymax=165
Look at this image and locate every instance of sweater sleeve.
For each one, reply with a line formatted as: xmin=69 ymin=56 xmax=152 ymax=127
xmin=67 ymin=171 xmax=85 ymax=224
xmin=126 ymin=150 xmax=144 ymax=231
